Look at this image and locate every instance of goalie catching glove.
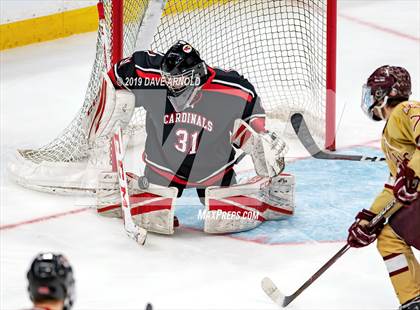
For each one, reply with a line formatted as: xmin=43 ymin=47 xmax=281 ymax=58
xmin=231 ymin=119 xmax=287 ymax=177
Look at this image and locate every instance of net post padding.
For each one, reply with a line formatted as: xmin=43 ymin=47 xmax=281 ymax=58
xmin=325 ymin=0 xmax=337 ymax=151
xmin=111 ymin=0 xmax=124 ymax=65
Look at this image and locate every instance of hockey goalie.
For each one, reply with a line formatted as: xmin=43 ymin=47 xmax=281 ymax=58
xmin=94 ymin=41 xmax=295 ymax=235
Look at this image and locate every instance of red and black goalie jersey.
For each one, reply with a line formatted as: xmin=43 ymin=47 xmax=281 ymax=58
xmin=108 ymin=50 xmax=265 ymax=187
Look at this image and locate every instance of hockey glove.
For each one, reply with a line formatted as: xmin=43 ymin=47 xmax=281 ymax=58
xmin=393 ymin=159 xmax=419 ymax=205
xmin=347 ymin=209 xmax=385 ymax=248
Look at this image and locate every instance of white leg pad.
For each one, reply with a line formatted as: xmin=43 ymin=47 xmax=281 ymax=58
xmin=204 ymin=175 xmax=295 ymax=234
xmin=96 ymin=172 xmax=122 ymax=218
xmin=130 ymin=182 xmax=178 ymax=235
xmin=96 ymin=172 xmax=178 ymax=234
xmin=261 ymin=174 xmax=295 ymax=220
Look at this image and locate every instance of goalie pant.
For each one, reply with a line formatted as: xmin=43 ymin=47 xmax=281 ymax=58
xmin=143 ymin=164 xmax=236 ymax=204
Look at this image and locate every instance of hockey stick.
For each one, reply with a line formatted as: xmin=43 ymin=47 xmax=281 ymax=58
xmin=291 ymin=113 xmax=385 ymax=162
xmin=261 ymin=198 xmax=397 ymax=307
xmin=112 ymin=126 xmax=148 ymax=245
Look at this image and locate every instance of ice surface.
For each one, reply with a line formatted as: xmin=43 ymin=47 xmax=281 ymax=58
xmin=1 ymin=1 xmax=419 ymax=309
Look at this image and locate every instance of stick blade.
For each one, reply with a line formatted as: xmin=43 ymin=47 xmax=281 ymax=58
xmin=261 ymin=277 xmax=286 ymax=308
xmin=136 ymin=227 xmax=147 ymax=245
xmin=290 ymin=112 xmax=303 ymax=130
xmin=290 ymin=113 xmax=322 ymax=157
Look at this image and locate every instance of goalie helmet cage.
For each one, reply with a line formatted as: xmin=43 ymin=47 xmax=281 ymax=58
xmin=9 ymin=0 xmax=337 ymax=194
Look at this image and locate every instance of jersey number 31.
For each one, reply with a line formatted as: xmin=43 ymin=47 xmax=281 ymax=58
xmin=175 ymin=129 xmax=200 ymax=154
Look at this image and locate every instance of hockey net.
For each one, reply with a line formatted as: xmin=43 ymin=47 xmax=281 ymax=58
xmin=9 ymin=0 xmax=336 ymax=194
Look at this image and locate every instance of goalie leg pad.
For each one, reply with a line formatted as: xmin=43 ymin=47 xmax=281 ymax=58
xmin=96 ymin=172 xmax=122 ymax=218
xmin=96 ymin=172 xmax=179 ymax=234
xmin=204 ymin=197 xmax=266 ymax=234
xmin=261 ymin=174 xmax=295 ymax=220
xmin=130 ymin=185 xmax=178 ymax=235
xmin=203 ymin=175 xmax=295 ymax=234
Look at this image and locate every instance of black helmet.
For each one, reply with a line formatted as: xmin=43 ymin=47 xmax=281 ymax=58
xmin=161 ymin=40 xmax=208 ymax=111
xmin=27 ymin=253 xmax=75 ymax=310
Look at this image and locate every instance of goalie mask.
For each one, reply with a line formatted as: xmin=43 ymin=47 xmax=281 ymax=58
xmin=161 ymin=40 xmax=208 ymax=112
xmin=27 ymin=253 xmax=75 ymax=310
xmin=361 ymin=65 xmax=411 ymax=121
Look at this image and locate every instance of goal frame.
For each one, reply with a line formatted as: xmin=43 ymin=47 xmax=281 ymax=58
xmin=8 ymin=0 xmax=339 ymax=195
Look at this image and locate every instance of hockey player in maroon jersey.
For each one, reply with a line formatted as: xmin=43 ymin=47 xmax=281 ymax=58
xmin=94 ymin=41 xmax=295 ymax=234
xmin=347 ymin=66 xmax=419 ymax=310
xmin=26 ymin=253 xmax=75 ymax=310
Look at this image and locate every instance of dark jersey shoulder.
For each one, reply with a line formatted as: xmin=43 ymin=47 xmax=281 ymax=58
xmin=205 ymin=67 xmax=264 ymax=121
xmin=132 ymin=50 xmax=165 ymax=71
xmin=110 ymin=50 xmax=164 ymax=89
xmin=211 ymin=67 xmax=258 ymax=99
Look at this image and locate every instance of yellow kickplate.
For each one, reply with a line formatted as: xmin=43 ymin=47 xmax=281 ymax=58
xmin=163 ymin=0 xmax=234 ymax=15
xmin=0 ymin=6 xmax=98 ymax=51
xmin=0 ymin=0 xmax=235 ymax=51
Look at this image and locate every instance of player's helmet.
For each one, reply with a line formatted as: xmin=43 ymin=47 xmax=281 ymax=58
xmin=161 ymin=40 xmax=208 ymax=112
xmin=27 ymin=253 xmax=75 ymax=310
xmin=361 ymin=65 xmax=411 ymax=121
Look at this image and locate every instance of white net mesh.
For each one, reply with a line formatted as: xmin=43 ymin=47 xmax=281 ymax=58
xmin=151 ymin=0 xmax=327 ymax=133
xmin=13 ymin=0 xmax=331 ymax=191
xmin=18 ymin=0 xmax=149 ymax=164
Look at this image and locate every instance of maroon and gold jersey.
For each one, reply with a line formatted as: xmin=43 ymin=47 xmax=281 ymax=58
xmin=370 ymin=100 xmax=420 ymax=214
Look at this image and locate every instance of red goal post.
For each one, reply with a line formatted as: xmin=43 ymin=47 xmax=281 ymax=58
xmin=326 ymin=0 xmax=337 ymax=151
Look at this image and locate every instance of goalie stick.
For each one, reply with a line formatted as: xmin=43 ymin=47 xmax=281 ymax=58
xmin=112 ymin=126 xmax=148 ymax=245
xmin=261 ymin=198 xmax=397 ymax=307
xmin=291 ymin=113 xmax=385 ymax=162
xmin=97 ymin=3 xmax=147 ymax=244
